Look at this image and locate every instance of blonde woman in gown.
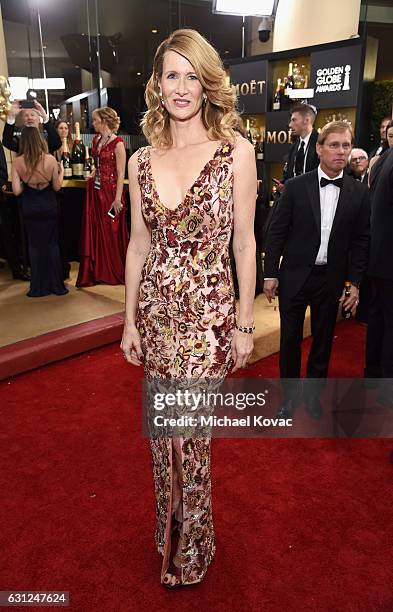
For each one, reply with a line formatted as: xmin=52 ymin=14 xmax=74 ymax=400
xmin=121 ymin=29 xmax=256 ymax=588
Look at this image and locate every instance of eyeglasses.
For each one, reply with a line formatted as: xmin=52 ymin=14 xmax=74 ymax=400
xmin=326 ymin=143 xmax=352 ymax=151
xmin=351 ymin=156 xmax=367 ymax=163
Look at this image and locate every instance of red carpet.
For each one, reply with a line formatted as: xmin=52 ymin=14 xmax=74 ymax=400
xmin=1 ymin=320 xmax=392 ymax=612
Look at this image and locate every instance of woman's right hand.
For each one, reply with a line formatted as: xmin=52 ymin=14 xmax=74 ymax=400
xmin=120 ymin=323 xmax=143 ymax=366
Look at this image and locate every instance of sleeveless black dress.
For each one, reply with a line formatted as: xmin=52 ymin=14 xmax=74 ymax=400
xmin=20 ymin=181 xmax=68 ymax=297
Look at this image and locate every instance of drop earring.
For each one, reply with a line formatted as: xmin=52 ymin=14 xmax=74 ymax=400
xmin=159 ymin=90 xmax=165 ymax=108
xmin=202 ymin=93 xmax=207 ymax=105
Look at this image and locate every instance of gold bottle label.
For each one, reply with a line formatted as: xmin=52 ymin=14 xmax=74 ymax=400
xmin=72 ymin=163 xmax=84 ymax=176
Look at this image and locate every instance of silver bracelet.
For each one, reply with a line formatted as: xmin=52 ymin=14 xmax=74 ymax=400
xmin=236 ymin=324 xmax=255 ymax=334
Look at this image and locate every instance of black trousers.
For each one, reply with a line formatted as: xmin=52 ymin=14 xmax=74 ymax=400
xmin=0 ymin=193 xmax=27 ymax=276
xmin=279 ymin=266 xmax=339 ymax=385
xmin=365 ymin=277 xmax=393 ymax=377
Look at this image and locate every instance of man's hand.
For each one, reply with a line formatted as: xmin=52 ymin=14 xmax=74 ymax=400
xmin=339 ymin=284 xmax=359 ymax=314
xmin=275 ymin=180 xmax=285 ymax=193
xmin=264 ymin=279 xmax=279 ymax=303
xmin=33 ymin=100 xmax=48 ymax=122
xmin=8 ymin=100 xmax=21 ymax=120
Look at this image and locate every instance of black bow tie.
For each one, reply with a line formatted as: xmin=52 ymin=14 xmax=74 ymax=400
xmin=320 ymin=177 xmax=343 ymax=188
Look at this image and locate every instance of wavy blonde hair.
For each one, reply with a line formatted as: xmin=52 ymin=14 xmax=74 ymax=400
xmin=141 ymin=29 xmax=244 ymax=148
xmin=93 ymin=107 xmax=121 ymax=133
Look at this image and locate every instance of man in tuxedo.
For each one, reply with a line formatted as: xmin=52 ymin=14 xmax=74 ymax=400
xmin=347 ymin=148 xmax=369 ymax=184
xmin=365 ymin=147 xmax=393 ymax=405
xmin=2 ymin=100 xmax=61 ymax=154
xmin=275 ymin=104 xmax=319 ymax=193
xmin=369 ymin=116 xmax=391 ymax=159
xmin=264 ymin=121 xmax=370 ymax=418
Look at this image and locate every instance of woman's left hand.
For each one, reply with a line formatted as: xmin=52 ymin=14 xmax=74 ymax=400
xmin=112 ymin=199 xmax=123 ymax=214
xmin=231 ymin=329 xmax=254 ymax=372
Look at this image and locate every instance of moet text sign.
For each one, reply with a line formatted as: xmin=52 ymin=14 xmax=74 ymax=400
xmin=229 ymin=60 xmax=268 ymax=114
xmin=264 ymin=111 xmax=292 ymax=162
xmin=310 ymin=45 xmax=362 ymax=109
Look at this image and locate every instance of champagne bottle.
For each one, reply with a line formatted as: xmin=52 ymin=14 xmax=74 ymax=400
xmin=83 ymin=145 xmax=92 ymax=179
xmin=286 ymin=62 xmax=294 ymax=91
xmin=273 ymin=78 xmax=281 ymax=110
xmin=301 ymin=65 xmax=308 ymax=88
xmin=256 ymin=135 xmax=264 ymax=160
xmin=341 ymin=281 xmax=352 ymax=319
xmin=61 ymin=138 xmax=72 ymax=178
xmin=71 ymin=122 xmax=85 ymax=179
xmin=293 ymin=63 xmax=301 ymax=89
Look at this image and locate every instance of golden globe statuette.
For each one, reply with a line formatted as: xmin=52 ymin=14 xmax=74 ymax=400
xmin=0 ymin=75 xmax=11 ymax=122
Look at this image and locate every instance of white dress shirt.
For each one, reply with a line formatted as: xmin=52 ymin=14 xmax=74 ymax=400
xmin=293 ymin=130 xmax=312 ymax=175
xmin=264 ymin=165 xmax=343 ymax=282
xmin=315 ymin=166 xmax=343 ymax=265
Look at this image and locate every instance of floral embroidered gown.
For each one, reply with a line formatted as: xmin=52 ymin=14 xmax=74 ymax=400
xmin=136 ymin=141 xmax=236 ymax=584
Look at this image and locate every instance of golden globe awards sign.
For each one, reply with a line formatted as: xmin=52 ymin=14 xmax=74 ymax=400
xmin=229 ymin=60 xmax=268 ymax=114
xmin=310 ymin=45 xmax=362 ymax=108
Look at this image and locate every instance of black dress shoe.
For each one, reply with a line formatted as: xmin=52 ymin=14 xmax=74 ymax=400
xmin=305 ymin=395 xmax=322 ymax=419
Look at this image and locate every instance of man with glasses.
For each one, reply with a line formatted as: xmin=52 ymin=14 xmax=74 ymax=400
xmin=263 ymin=121 xmax=370 ymax=418
xmin=347 ymin=148 xmax=369 ymax=184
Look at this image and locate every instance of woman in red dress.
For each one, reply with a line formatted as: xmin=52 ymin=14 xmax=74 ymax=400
xmin=76 ymin=107 xmax=128 ymax=287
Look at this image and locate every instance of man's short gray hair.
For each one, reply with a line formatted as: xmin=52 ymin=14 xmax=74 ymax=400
xmin=349 ymin=148 xmax=368 ymax=162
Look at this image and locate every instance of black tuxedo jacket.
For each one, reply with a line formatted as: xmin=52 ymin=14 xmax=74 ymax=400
xmin=368 ymin=148 xmax=393 ymax=280
xmin=346 ymin=168 xmax=369 ymax=184
xmin=264 ymin=169 xmax=370 ymax=309
xmin=282 ymin=129 xmax=319 ymax=183
xmin=2 ymin=120 xmax=61 ymax=154
xmin=369 ymin=141 xmax=389 ymax=159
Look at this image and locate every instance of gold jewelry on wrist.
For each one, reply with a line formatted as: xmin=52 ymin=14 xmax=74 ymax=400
xmin=236 ymin=324 xmax=255 ymax=334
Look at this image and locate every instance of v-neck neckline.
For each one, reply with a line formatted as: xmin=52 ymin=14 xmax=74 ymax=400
xmin=147 ymin=141 xmax=225 ymax=212
xmin=97 ymin=134 xmax=116 ymax=154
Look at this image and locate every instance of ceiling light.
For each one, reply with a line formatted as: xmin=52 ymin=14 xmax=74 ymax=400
xmin=213 ymin=0 xmax=276 ymax=16
xmin=151 ymin=29 xmax=158 ymax=33
xmin=137 ymin=72 xmax=141 ymax=76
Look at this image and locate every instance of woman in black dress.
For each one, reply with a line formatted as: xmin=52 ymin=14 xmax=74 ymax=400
xmin=11 ymin=127 xmax=67 ymax=297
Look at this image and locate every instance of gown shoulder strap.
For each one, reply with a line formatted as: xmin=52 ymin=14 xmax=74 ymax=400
xmin=136 ymin=146 xmax=151 ymax=188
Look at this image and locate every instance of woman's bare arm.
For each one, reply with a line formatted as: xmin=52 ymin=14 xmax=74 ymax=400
xmin=114 ymin=140 xmax=126 ymax=203
xmin=232 ymin=135 xmax=257 ymax=326
xmin=124 ymin=151 xmax=151 ymax=328
xmin=230 ymin=136 xmax=257 ymax=371
xmin=50 ymin=156 xmax=64 ymax=191
xmin=11 ymin=160 xmax=23 ymax=196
